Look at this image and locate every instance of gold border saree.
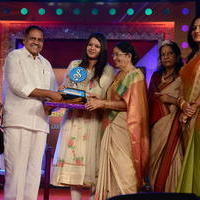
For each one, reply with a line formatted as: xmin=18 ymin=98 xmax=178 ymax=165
xmin=95 ymin=69 xmax=149 ymax=200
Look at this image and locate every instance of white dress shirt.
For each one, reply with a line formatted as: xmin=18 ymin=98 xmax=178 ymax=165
xmin=3 ymin=47 xmax=57 ymax=132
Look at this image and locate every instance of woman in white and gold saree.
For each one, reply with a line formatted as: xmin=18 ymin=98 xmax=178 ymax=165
xmin=148 ymin=40 xmax=184 ymax=192
xmin=86 ymin=41 xmax=149 ymax=200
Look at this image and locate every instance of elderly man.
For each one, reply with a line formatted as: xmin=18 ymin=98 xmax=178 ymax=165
xmin=3 ymin=25 xmax=62 ymax=200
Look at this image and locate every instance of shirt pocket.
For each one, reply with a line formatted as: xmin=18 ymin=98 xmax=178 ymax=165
xmin=41 ymin=68 xmax=51 ymax=89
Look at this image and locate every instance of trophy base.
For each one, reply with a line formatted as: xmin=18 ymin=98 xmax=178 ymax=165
xmin=44 ymin=101 xmax=86 ymax=109
xmin=59 ymin=88 xmax=87 ymax=104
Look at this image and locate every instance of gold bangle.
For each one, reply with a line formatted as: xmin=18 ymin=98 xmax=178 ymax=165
xmin=180 ymin=100 xmax=186 ymax=110
xmin=177 ymin=96 xmax=182 ymax=105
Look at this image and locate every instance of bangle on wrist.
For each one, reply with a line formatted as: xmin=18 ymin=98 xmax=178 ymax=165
xmin=180 ymin=100 xmax=186 ymax=110
xmin=176 ymin=96 xmax=182 ymax=106
xmin=177 ymin=96 xmax=186 ymax=110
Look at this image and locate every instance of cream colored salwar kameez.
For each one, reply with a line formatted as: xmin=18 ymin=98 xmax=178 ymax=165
xmin=51 ymin=60 xmax=114 ymax=188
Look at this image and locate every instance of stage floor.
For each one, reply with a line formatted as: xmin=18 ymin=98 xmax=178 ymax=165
xmin=0 ymin=187 xmax=91 ymax=200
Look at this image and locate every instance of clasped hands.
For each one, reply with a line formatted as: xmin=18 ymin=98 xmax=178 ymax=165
xmin=179 ymin=102 xmax=198 ymax=123
xmin=155 ymin=92 xmax=198 ymax=123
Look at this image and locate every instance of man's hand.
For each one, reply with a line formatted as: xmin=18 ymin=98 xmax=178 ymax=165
xmin=48 ymin=91 xmax=62 ymax=102
xmin=29 ymin=88 xmax=62 ymax=102
xmin=43 ymin=104 xmax=55 ymax=115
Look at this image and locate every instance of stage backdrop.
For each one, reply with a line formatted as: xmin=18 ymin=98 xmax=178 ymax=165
xmin=0 ymin=21 xmax=173 ymax=150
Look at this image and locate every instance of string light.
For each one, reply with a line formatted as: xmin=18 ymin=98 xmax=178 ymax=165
xmin=91 ymin=8 xmax=99 ymax=15
xmin=38 ymin=8 xmax=46 ymax=15
xmin=73 ymin=8 xmax=81 ymax=15
xmin=127 ymin=8 xmax=134 ymax=15
xmin=109 ymin=8 xmax=116 ymax=15
xmin=145 ymin=8 xmax=153 ymax=16
xmin=20 ymin=8 xmax=28 ymax=15
xmin=56 ymin=8 xmax=64 ymax=15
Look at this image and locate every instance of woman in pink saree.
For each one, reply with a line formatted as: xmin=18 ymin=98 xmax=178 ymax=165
xmin=148 ymin=40 xmax=184 ymax=192
xmin=86 ymin=41 xmax=149 ymax=200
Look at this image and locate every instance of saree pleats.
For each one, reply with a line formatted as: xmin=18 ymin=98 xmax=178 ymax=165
xmin=95 ymin=112 xmax=137 ymax=200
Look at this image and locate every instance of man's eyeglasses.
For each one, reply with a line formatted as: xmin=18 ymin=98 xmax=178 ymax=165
xmin=27 ymin=37 xmax=44 ymax=43
xmin=112 ymin=53 xmax=127 ymax=57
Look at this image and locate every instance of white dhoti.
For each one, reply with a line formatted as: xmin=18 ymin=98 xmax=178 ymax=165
xmin=4 ymin=127 xmax=47 ymax=200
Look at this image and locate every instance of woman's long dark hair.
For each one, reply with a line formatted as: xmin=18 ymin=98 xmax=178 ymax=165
xmin=79 ymin=32 xmax=107 ymax=80
xmin=158 ymin=40 xmax=183 ymax=75
xmin=187 ymin=16 xmax=200 ymax=62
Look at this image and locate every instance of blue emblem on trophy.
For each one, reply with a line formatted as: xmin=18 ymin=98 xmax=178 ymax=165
xmin=69 ymin=66 xmax=87 ymax=83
